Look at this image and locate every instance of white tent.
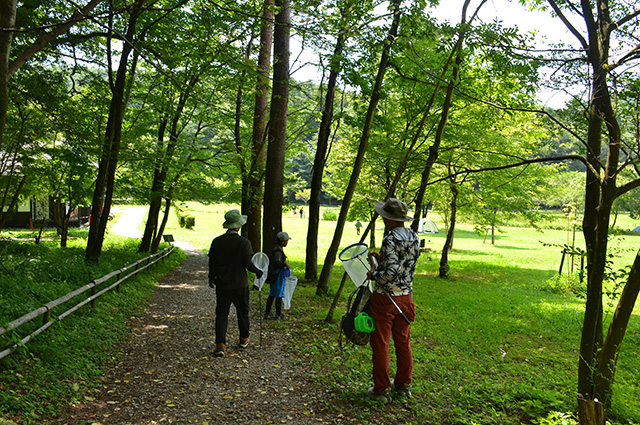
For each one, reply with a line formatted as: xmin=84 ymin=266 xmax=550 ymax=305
xmin=418 ymin=218 xmax=438 ymax=234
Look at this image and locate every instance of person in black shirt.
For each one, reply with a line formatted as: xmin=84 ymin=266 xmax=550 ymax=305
xmin=208 ymin=210 xmax=263 ymax=357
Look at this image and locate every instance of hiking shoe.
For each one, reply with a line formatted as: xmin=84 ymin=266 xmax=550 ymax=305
xmin=394 ymin=383 xmax=412 ymax=398
xmin=213 ymin=343 xmax=225 ymax=357
xmin=238 ymin=337 xmax=249 ymax=349
xmin=277 ymin=314 xmax=288 ymax=320
xmin=366 ymin=387 xmax=391 ymax=403
xmin=264 ymin=313 xmax=276 ymax=320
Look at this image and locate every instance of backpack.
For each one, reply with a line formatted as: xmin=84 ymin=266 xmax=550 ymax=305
xmin=265 ymin=261 xmax=278 ymax=284
xmin=266 ymin=247 xmax=284 ymax=284
xmin=341 ymin=284 xmax=373 ymax=346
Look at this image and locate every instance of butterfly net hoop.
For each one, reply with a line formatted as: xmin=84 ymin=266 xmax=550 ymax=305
xmin=251 ymin=252 xmax=269 ymax=291
xmin=338 ymin=243 xmax=370 ymax=287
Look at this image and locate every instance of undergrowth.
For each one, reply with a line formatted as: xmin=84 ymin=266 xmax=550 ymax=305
xmin=285 ymin=273 xmax=639 ymax=425
xmin=0 ymin=234 xmax=187 ymax=423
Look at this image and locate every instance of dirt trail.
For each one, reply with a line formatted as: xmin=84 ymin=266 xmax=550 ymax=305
xmin=51 ymin=210 xmax=341 ymax=424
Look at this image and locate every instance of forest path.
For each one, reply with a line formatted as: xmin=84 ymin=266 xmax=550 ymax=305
xmin=51 ymin=208 xmax=340 ymax=424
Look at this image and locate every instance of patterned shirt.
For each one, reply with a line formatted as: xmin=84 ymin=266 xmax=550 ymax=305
xmin=370 ymin=227 xmax=420 ymax=296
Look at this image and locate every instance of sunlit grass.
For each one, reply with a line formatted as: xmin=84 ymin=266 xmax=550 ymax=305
xmin=2 ymin=204 xmax=639 ymax=424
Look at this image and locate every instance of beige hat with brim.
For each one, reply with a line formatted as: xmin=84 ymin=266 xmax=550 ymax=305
xmin=223 ymin=209 xmax=247 ymax=228
xmin=375 ymin=198 xmax=413 ymax=222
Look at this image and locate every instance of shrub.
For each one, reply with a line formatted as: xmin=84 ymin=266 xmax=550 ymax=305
xmin=322 ymin=210 xmax=337 ymax=221
xmin=538 ymin=274 xmax=585 ymax=297
xmin=179 ymin=215 xmax=195 ymax=229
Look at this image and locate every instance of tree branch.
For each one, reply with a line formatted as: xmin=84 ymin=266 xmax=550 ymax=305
xmin=426 ymin=155 xmax=590 ymax=188
xmin=614 ymin=7 xmax=640 ymax=29
xmin=546 ymin=0 xmax=589 ymax=51
xmin=610 ymin=43 xmax=640 ymax=69
xmin=8 ymin=0 xmax=102 ymax=78
xmin=616 ymin=178 xmax=640 ymax=199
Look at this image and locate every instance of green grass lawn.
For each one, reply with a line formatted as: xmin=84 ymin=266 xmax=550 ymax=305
xmin=2 ymin=203 xmax=639 ymax=424
xmin=161 ymin=203 xmax=640 ymax=424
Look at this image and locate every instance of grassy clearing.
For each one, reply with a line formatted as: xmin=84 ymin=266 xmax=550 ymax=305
xmin=167 ymin=202 xmax=639 ymax=424
xmin=1 ymin=203 xmax=639 ymax=424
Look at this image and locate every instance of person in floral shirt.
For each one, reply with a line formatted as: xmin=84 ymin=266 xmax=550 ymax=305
xmin=366 ymin=198 xmax=420 ymax=402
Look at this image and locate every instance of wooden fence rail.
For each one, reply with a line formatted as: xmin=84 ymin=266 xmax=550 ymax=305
xmin=0 ymin=245 xmax=175 ymax=361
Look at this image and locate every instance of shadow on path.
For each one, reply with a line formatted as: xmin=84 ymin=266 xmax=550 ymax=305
xmin=52 ymin=250 xmax=337 ymax=424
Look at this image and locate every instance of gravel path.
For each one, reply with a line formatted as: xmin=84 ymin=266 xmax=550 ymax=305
xmin=49 ymin=209 xmax=349 ymax=424
xmin=52 ymin=249 xmax=342 ymax=425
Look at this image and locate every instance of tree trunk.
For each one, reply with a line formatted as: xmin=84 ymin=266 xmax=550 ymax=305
xmin=316 ymin=0 xmax=402 ymax=295
xmin=140 ymin=194 xmax=163 ymax=252
xmin=0 ymin=173 xmax=26 ymax=231
xmin=577 ymin=0 xmax=614 ymax=405
xmin=52 ymin=197 xmax=63 ymax=236
xmin=60 ymin=211 xmax=71 ymax=248
xmin=439 ymin=182 xmax=458 ymax=278
xmin=0 ymin=0 xmax=17 ymax=152
xmin=151 ymin=197 xmax=172 ymax=253
xmin=491 ymin=207 xmax=497 ymax=245
xmin=305 ymin=3 xmax=351 ymax=282
xmin=246 ymin=0 xmax=273 ymax=253
xmin=139 ymin=74 xmax=198 ymax=253
xmin=139 ymin=116 xmax=168 ymax=252
xmin=86 ymin=2 xmax=144 ymax=261
xmin=262 ymin=0 xmax=289 ymax=252
xmin=594 ymin=248 xmax=640 ymax=403
xmin=571 ymin=0 xmax=631 ymax=415
xmin=410 ymin=0 xmax=478 ymax=230
xmin=577 ymin=394 xmax=606 ymax=425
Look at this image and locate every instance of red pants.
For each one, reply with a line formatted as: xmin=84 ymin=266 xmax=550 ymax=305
xmin=369 ymin=292 xmax=415 ymax=394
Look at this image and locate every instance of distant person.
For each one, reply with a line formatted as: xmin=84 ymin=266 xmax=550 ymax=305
xmin=355 ymin=220 xmax=362 ymax=235
xmin=366 ymin=198 xmax=419 ymax=402
xmin=208 ymin=210 xmax=263 ymax=357
xmin=299 ymin=208 xmax=304 ymax=219
xmin=265 ymin=232 xmax=292 ymax=320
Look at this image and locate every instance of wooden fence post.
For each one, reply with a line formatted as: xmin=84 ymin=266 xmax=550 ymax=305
xmin=558 ymin=249 xmax=566 ymax=275
xmin=42 ymin=306 xmax=51 ymax=327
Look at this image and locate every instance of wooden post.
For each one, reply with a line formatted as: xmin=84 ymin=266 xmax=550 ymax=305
xmin=116 ymin=271 xmax=122 ymax=293
xmin=558 ymin=249 xmax=566 ymax=275
xmin=42 ymin=307 xmax=51 ymax=327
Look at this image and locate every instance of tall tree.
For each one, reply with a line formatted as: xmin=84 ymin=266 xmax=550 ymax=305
xmin=138 ymin=72 xmax=199 ymax=253
xmin=262 ymin=0 xmax=290 ymax=251
xmin=86 ymin=0 xmax=148 ymax=261
xmin=316 ymin=0 xmax=402 ymax=295
xmin=522 ymin=1 xmax=640 ymax=421
xmin=245 ymin=0 xmax=273 ymax=252
xmin=305 ymin=1 xmax=351 ymax=282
